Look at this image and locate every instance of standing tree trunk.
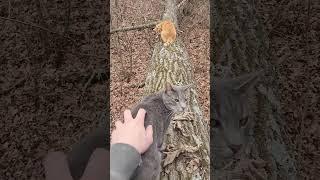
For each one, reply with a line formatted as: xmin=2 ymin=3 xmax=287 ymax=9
xmin=143 ymin=0 xmax=210 ymax=179
xmin=211 ymin=0 xmax=297 ymax=179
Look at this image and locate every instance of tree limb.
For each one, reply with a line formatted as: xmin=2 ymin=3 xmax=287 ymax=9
xmin=0 ymin=16 xmax=74 ymax=41
xmin=110 ymin=21 xmax=160 ymax=34
xmin=110 ymin=0 xmax=187 ymax=34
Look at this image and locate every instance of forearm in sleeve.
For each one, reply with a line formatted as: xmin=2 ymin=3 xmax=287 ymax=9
xmin=110 ymin=143 xmax=141 ymax=180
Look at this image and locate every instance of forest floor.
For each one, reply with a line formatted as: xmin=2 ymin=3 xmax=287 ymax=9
xmin=0 ymin=0 xmax=318 ymax=179
xmin=257 ymin=0 xmax=319 ymax=178
xmin=0 ymin=0 xmax=108 ymax=179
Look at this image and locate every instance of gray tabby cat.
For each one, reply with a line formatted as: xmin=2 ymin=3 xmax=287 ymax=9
xmin=211 ymin=70 xmax=263 ymax=168
xmin=130 ymin=83 xmax=191 ymax=180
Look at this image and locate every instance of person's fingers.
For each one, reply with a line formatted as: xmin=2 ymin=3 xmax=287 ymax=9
xmin=81 ymin=148 xmax=109 ymax=180
xmin=43 ymin=151 xmax=73 ymax=180
xmin=123 ymin=109 xmax=133 ymax=123
xmin=145 ymin=125 xmax=153 ymax=146
xmin=111 ymin=122 xmax=121 ymax=144
xmin=114 ymin=121 xmax=123 ymax=128
xmin=110 ymin=132 xmax=116 ymax=144
xmin=135 ymin=108 xmax=146 ymax=126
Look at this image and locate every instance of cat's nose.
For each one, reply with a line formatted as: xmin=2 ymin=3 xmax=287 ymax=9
xmin=181 ymin=103 xmax=186 ymax=109
xmin=229 ymin=144 xmax=242 ymax=153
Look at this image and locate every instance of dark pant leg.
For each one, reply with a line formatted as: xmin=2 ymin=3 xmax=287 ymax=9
xmin=66 ymin=124 xmax=109 ymax=180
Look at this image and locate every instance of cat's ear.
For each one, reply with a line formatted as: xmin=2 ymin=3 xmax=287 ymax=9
xmin=230 ymin=70 xmax=264 ymax=93
xmin=182 ymin=84 xmax=192 ymax=92
xmin=165 ymin=82 xmax=174 ymax=93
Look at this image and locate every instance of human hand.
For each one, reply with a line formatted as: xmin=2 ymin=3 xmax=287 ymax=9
xmin=111 ymin=108 xmax=153 ymax=154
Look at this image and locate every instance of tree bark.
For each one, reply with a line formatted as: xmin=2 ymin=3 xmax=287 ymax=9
xmin=143 ymin=0 xmax=209 ymax=179
xmin=211 ymin=0 xmax=297 ymax=179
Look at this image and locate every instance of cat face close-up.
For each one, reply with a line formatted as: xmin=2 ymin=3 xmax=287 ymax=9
xmin=211 ymin=71 xmax=262 ymax=162
xmin=162 ymin=83 xmax=191 ymax=113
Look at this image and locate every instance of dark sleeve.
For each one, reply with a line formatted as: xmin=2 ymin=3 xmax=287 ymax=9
xmin=110 ymin=143 xmax=141 ymax=180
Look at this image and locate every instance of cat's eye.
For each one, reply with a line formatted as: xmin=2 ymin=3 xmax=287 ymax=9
xmin=213 ymin=119 xmax=222 ymax=128
xmin=174 ymin=99 xmax=179 ymax=102
xmin=240 ymin=116 xmax=249 ymax=127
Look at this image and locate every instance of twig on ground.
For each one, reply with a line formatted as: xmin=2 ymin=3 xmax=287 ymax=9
xmin=50 ymin=48 xmax=106 ymax=59
xmin=306 ymin=0 xmax=311 ymax=53
xmin=0 ymin=78 xmax=27 ymax=97
xmin=82 ymin=71 xmax=96 ymax=92
xmin=110 ymin=0 xmax=187 ymax=34
xmin=64 ymin=0 xmax=71 ymax=33
xmin=177 ymin=0 xmax=188 ymax=9
xmin=82 ymin=68 xmax=107 ymax=93
xmin=35 ymin=0 xmax=51 ymax=56
xmin=110 ymin=21 xmax=159 ymax=33
xmin=129 ymin=82 xmax=145 ymax=88
xmin=265 ymin=0 xmax=287 ymax=26
xmin=267 ymin=0 xmax=298 ymax=36
xmin=0 ymin=16 xmax=74 ymax=41
xmin=8 ymin=0 xmax=11 ymax=18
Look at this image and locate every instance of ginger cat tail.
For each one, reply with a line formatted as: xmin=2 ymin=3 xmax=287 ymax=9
xmin=154 ymin=20 xmax=177 ymax=46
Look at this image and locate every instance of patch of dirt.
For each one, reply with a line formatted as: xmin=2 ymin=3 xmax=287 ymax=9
xmin=110 ymin=0 xmax=210 ymax=128
xmin=0 ymin=0 xmax=108 ymax=179
xmin=256 ymin=0 xmax=320 ymax=178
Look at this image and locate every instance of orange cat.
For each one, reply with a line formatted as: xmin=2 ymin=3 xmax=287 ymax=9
xmin=154 ymin=20 xmax=176 ymax=46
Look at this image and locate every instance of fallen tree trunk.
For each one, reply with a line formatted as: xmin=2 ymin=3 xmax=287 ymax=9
xmin=211 ymin=0 xmax=297 ymax=179
xmin=143 ymin=0 xmax=209 ymax=179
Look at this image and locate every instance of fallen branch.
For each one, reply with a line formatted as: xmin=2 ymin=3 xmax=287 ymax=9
xmin=82 ymin=68 xmax=107 ymax=93
xmin=49 ymin=48 xmax=107 ymax=59
xmin=110 ymin=21 xmax=159 ymax=34
xmin=0 ymin=16 xmax=74 ymax=41
xmin=111 ymin=1 xmax=188 ymax=34
xmin=129 ymin=82 xmax=145 ymax=88
xmin=267 ymin=0 xmax=298 ymax=37
xmin=0 ymin=78 xmax=26 ymax=97
xmin=8 ymin=0 xmax=11 ymax=18
xmin=82 ymin=71 xmax=96 ymax=93
xmin=177 ymin=0 xmax=188 ymax=9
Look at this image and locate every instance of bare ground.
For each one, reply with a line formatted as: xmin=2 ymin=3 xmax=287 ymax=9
xmin=0 ymin=0 xmax=108 ymax=179
xmin=256 ymin=0 xmax=320 ymax=178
